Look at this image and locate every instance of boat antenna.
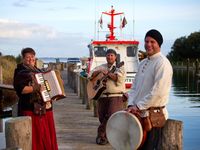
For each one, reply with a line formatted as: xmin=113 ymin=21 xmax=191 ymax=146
xmin=132 ymin=0 xmax=135 ymax=39
xmin=94 ymin=0 xmax=97 ymax=40
xmin=102 ymin=6 xmax=123 ymax=41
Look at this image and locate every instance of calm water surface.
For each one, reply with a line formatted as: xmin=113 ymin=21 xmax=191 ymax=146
xmin=0 ymin=68 xmax=200 ymax=149
xmin=168 ymin=69 xmax=200 ymax=150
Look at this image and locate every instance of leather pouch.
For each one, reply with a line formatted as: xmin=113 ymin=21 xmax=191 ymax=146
xmin=33 ymin=102 xmax=46 ymax=115
xmin=149 ymin=107 xmax=166 ymax=128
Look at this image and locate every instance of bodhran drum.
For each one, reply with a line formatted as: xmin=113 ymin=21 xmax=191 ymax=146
xmin=106 ymin=111 xmax=143 ymax=150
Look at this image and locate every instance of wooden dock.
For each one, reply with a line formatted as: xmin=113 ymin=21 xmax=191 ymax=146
xmin=53 ymin=71 xmax=113 ymax=150
xmin=1 ymin=68 xmax=182 ymax=150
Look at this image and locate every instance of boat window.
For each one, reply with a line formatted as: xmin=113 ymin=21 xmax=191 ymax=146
xmin=127 ymin=46 xmax=137 ymax=57
xmin=94 ymin=46 xmax=107 ymax=57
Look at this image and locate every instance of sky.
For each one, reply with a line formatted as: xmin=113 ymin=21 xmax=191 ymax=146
xmin=0 ymin=0 xmax=200 ymax=58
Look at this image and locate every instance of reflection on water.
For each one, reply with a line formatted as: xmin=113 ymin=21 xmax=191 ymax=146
xmin=171 ymin=69 xmax=200 ymax=108
xmin=169 ymin=69 xmax=200 ymax=115
xmin=168 ymin=69 xmax=200 ymax=150
xmin=173 ymin=69 xmax=200 ymax=95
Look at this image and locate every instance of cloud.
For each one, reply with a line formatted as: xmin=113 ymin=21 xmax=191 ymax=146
xmin=13 ymin=1 xmax=27 ymax=7
xmin=0 ymin=19 xmax=90 ymax=57
xmin=13 ymin=0 xmax=53 ymax=7
xmin=0 ymin=19 xmax=58 ymax=39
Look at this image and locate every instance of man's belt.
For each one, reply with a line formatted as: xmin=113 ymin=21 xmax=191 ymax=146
xmin=148 ymin=106 xmax=165 ymax=110
xmin=102 ymin=92 xmax=124 ymax=97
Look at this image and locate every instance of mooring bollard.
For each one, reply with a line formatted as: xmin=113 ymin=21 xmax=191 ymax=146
xmin=5 ymin=116 xmax=32 ymax=150
xmin=144 ymin=119 xmax=183 ymax=150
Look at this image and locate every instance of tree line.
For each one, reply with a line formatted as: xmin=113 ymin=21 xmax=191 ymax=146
xmin=167 ymin=31 xmax=200 ymax=62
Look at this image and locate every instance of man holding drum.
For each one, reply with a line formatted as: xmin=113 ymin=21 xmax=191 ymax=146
xmin=88 ymin=49 xmax=126 ymax=145
xmin=127 ymin=29 xmax=173 ymax=148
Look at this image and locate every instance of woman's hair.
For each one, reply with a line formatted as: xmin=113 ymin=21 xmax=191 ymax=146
xmin=21 ymin=47 xmax=36 ymax=58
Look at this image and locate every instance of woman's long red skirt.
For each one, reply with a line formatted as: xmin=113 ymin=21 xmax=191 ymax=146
xmin=22 ymin=110 xmax=58 ymax=150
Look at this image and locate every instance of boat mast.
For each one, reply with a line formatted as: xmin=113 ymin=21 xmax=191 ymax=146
xmin=102 ymin=6 xmax=123 ymax=41
xmin=132 ymin=0 xmax=135 ymax=39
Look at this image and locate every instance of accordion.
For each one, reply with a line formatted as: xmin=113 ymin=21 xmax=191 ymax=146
xmin=34 ymin=70 xmax=66 ymax=102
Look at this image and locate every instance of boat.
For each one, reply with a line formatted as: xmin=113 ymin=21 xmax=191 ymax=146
xmin=87 ymin=6 xmax=139 ymax=89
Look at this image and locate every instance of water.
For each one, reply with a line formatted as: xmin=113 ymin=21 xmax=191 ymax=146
xmin=168 ymin=69 xmax=200 ymax=150
xmin=38 ymin=57 xmax=68 ymax=63
xmin=0 ymin=68 xmax=200 ymax=149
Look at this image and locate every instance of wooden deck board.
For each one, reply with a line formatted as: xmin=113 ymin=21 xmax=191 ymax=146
xmin=53 ymin=71 xmax=113 ymax=150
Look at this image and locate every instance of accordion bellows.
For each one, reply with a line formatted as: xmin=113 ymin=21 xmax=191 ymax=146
xmin=35 ymin=70 xmax=66 ymax=102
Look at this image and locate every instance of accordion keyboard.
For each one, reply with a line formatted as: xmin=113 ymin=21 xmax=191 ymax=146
xmin=35 ymin=73 xmax=51 ymax=102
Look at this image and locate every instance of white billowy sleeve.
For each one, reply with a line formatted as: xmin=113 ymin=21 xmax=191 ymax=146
xmin=137 ymin=60 xmax=173 ymax=110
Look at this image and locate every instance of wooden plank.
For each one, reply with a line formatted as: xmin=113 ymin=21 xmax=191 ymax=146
xmin=54 ymin=70 xmax=113 ymax=150
xmin=0 ymin=84 xmax=14 ymax=90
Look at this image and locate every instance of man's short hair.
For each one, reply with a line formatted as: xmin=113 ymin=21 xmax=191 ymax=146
xmin=21 ymin=47 xmax=36 ymax=57
xmin=106 ymin=49 xmax=117 ymax=56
